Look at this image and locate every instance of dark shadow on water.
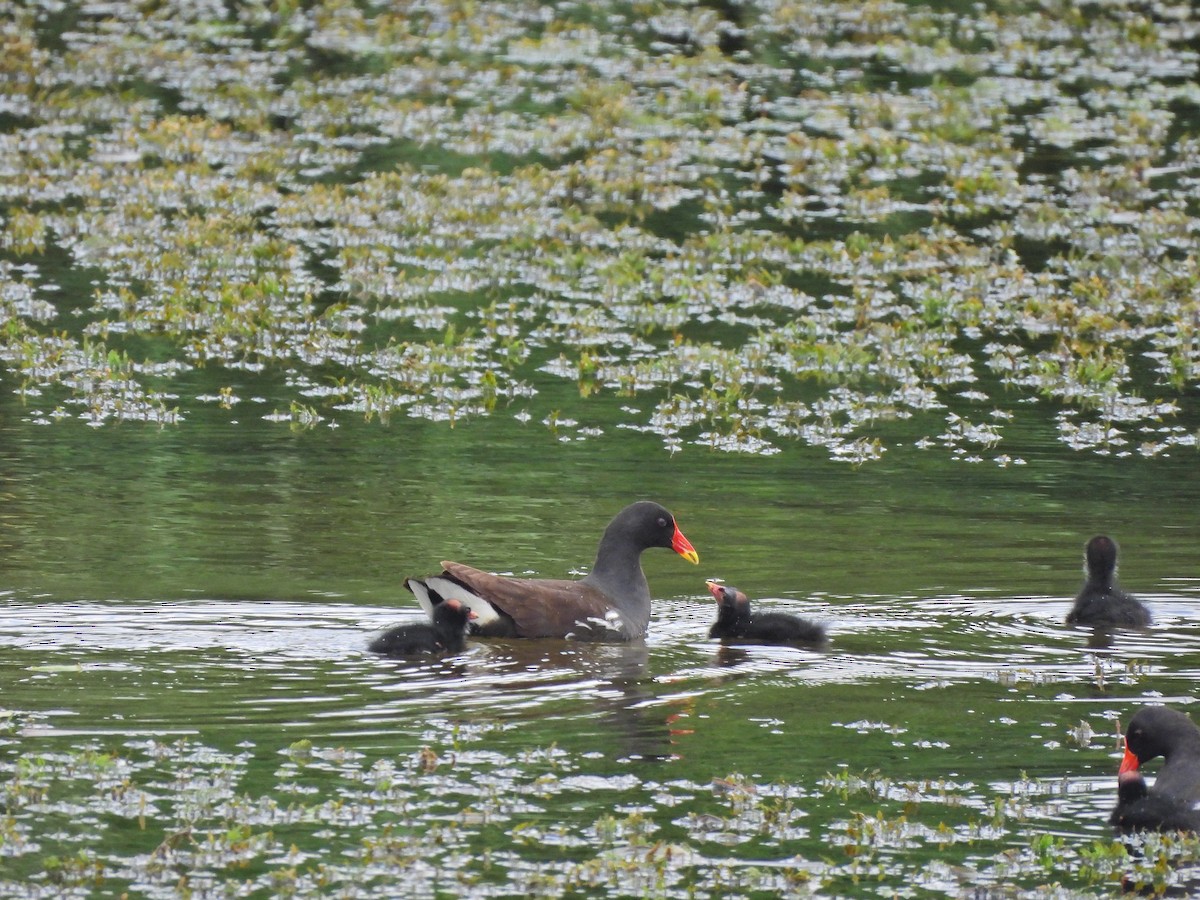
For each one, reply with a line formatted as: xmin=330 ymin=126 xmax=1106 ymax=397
xmin=447 ymin=638 xmax=680 ymax=761
xmin=468 ymin=637 xmax=650 ymax=684
xmin=1073 ymin=624 xmax=1154 ymax=650
xmin=715 ymin=645 xmax=751 ymax=668
xmin=1085 ymin=627 xmax=1116 ymax=650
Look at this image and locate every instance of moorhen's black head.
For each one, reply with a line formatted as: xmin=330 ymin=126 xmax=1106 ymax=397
xmin=1116 ymin=771 xmax=1149 ymax=805
xmin=602 ymin=501 xmax=699 ymax=561
xmin=1108 ymin=770 xmax=1154 ymax=832
xmin=1085 ymin=535 xmax=1119 ymax=583
xmin=706 ymin=580 xmax=748 ymax=606
xmin=1121 ymin=706 xmax=1200 ymax=771
xmin=434 ymin=598 xmax=475 ymax=631
xmin=706 ymin=580 xmax=751 ymax=618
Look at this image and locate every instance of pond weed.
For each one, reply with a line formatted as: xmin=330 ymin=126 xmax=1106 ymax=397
xmin=1 ymin=0 xmax=1197 ymax=460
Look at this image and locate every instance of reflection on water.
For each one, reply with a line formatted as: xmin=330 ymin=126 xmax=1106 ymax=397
xmin=5 ymin=591 xmax=1200 ymax=738
xmin=5 ymin=585 xmax=1200 ymax=893
xmin=0 ymin=414 xmax=1198 ymax=895
xmin=1 ymin=0 xmax=1198 ymax=888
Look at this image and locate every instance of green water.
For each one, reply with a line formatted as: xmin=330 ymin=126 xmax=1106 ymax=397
xmin=3 ymin=407 xmax=1200 ymax=896
xmin=3 ymin=0 xmax=1200 ymax=895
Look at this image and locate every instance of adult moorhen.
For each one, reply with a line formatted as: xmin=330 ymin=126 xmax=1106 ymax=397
xmin=405 ymin=501 xmax=699 ymax=641
xmin=1108 ymin=705 xmax=1200 ymax=833
xmin=368 ymin=597 xmax=475 ymax=657
xmin=1066 ymin=535 xmax=1151 ymax=628
xmin=706 ymin=581 xmax=827 ymax=647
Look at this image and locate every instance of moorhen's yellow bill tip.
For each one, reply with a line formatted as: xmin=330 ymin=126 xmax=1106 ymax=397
xmin=672 ymin=525 xmax=699 ymax=564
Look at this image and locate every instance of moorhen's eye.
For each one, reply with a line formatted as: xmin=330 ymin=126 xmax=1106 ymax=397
xmin=657 ymin=517 xmax=667 ymax=528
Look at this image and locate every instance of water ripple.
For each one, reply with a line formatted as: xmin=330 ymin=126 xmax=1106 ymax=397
xmin=1 ymin=594 xmax=1196 ymax=742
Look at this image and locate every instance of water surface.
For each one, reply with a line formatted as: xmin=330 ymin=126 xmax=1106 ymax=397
xmin=3 ymin=0 xmax=1200 ymax=895
xmin=3 ymin=411 xmax=1200 ymax=896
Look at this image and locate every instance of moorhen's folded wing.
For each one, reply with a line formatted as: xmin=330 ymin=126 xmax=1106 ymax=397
xmin=405 ymin=501 xmax=698 ymax=642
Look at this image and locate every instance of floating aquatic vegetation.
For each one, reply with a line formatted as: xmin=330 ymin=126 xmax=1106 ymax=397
xmin=0 ymin=0 xmax=1196 ymax=460
xmin=0 ymin=726 xmax=1180 ymax=898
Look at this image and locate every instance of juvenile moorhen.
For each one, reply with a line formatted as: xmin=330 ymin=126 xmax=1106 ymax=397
xmin=368 ymin=597 xmax=475 ymax=657
xmin=1066 ymin=535 xmax=1151 ymax=627
xmin=406 ymin=501 xmax=699 ymax=641
xmin=706 ymin=581 xmax=827 ymax=647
